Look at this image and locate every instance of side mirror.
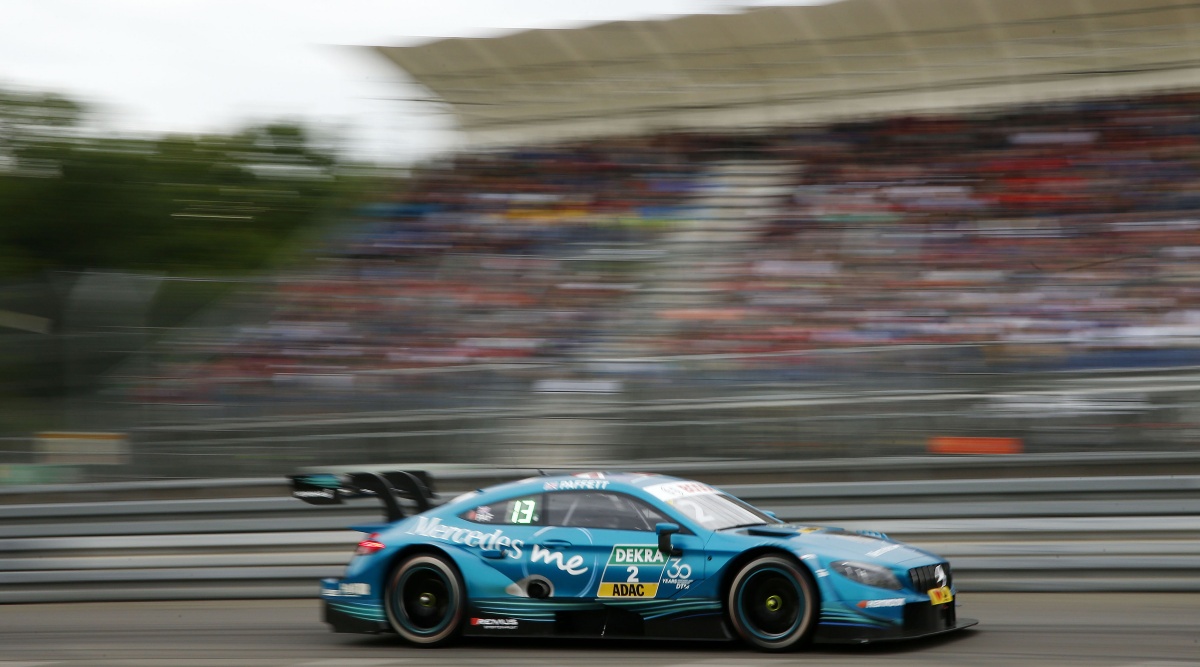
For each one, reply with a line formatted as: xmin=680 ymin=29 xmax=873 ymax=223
xmin=656 ymin=522 xmax=681 ymax=555
xmin=764 ymin=510 xmax=777 ymax=519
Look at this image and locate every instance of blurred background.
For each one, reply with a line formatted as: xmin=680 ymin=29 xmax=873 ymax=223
xmin=4 ymin=0 xmax=1200 ymax=483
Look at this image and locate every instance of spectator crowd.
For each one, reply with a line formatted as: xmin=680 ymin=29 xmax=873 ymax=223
xmin=142 ymin=92 xmax=1200 ymax=406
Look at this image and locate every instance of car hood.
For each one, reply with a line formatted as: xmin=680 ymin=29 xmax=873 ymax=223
xmin=721 ymin=523 xmax=936 ymax=564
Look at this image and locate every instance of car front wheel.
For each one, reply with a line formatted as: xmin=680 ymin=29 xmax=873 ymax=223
xmin=727 ymin=554 xmax=817 ymax=651
xmin=384 ymin=553 xmax=465 ymax=646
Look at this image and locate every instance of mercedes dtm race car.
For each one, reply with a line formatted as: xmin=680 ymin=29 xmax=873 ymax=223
xmin=291 ymin=470 xmax=976 ymax=652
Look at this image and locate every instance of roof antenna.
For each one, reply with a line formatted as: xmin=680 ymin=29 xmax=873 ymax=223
xmin=538 ymin=469 xmax=547 ymax=476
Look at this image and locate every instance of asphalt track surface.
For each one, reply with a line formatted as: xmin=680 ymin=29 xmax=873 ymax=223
xmin=2 ymin=593 xmax=1198 ymax=666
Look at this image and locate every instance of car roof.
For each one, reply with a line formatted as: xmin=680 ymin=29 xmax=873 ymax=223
xmin=484 ymin=471 xmax=694 ymax=498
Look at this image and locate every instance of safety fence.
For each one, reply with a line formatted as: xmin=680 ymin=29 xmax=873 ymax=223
xmin=2 ymin=458 xmax=1198 ymax=603
xmin=6 ymin=366 xmax=1200 ymax=485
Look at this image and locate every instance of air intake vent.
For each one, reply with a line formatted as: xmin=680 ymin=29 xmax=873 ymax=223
xmin=746 ymin=527 xmax=798 ymax=538
xmin=909 ymin=563 xmax=952 ymax=591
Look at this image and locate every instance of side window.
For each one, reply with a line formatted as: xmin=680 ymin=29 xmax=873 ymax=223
xmin=459 ymin=495 xmax=541 ymax=526
xmin=546 ymin=491 xmax=670 ymax=531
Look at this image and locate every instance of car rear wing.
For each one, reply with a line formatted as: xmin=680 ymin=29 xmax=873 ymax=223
xmin=289 ymin=470 xmax=438 ymax=522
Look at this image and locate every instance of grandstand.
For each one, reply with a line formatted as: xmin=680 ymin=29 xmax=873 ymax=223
xmin=376 ymin=0 xmax=1200 ymax=147
xmin=119 ymin=0 xmax=1200 ymax=474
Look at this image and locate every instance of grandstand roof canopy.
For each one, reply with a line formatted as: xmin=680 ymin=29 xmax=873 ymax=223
xmin=375 ymin=0 xmax=1200 ymax=148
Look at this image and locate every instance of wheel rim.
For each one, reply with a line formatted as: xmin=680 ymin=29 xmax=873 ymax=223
xmin=737 ymin=566 xmax=804 ymax=641
xmin=396 ymin=564 xmax=453 ymax=635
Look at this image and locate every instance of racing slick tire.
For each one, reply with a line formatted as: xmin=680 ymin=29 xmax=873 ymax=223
xmin=727 ymin=554 xmax=818 ymax=652
xmin=385 ymin=553 xmax=466 ymax=647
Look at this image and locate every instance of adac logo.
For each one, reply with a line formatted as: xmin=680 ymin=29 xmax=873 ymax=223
xmin=606 ymin=583 xmax=647 ymax=597
xmin=598 ymin=581 xmax=657 ymax=598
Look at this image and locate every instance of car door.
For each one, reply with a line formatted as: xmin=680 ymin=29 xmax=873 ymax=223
xmin=461 ymin=489 xmax=621 ymax=599
xmin=454 ymin=491 xmax=548 ymax=598
xmin=543 ymin=490 xmax=706 ymax=601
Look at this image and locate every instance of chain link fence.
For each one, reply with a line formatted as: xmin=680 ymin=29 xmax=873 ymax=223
xmin=2 ymin=343 xmax=1194 ymax=481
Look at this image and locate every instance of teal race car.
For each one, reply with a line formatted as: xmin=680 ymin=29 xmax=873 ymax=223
xmin=291 ymin=470 xmax=976 ymax=652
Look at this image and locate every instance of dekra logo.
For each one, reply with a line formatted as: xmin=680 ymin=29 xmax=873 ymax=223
xmin=609 ymin=546 xmax=666 ymax=565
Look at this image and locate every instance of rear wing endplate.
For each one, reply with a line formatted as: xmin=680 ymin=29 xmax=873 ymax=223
xmin=289 ymin=470 xmax=437 ymax=522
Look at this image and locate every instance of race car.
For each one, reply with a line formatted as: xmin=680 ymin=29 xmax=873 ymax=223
xmin=290 ymin=470 xmax=976 ymax=651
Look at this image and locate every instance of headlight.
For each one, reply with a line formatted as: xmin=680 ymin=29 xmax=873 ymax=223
xmin=830 ymin=561 xmax=903 ymax=590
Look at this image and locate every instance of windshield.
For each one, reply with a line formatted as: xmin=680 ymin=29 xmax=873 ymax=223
xmin=663 ymin=491 xmax=779 ymax=531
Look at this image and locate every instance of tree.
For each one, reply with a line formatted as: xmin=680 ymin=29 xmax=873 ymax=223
xmin=0 ymin=87 xmax=343 ymax=279
xmin=0 ymin=87 xmax=372 ymax=402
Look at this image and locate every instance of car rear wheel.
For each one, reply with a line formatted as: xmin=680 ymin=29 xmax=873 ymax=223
xmin=385 ymin=553 xmax=465 ymax=646
xmin=727 ymin=554 xmax=817 ymax=651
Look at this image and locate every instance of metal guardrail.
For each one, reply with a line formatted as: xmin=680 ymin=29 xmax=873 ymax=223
xmin=1 ymin=467 xmax=1198 ymax=602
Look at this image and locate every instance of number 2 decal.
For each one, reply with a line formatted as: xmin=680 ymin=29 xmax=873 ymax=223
xmin=627 ymin=566 xmax=640 ymax=583
xmin=675 ymin=498 xmax=714 ymax=523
